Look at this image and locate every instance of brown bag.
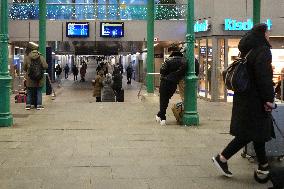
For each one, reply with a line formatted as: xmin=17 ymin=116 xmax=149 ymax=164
xmin=171 ymin=102 xmax=184 ymax=124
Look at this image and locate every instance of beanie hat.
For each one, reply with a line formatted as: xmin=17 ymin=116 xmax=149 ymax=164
xmin=252 ymin=23 xmax=268 ymax=36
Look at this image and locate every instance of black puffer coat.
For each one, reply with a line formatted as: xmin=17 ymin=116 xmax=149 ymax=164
xmin=160 ymin=56 xmax=186 ymax=84
xmin=230 ymin=31 xmax=275 ymax=142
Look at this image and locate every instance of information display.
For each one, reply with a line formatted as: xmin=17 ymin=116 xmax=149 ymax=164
xmin=66 ymin=22 xmax=89 ymax=38
xmin=100 ymin=22 xmax=124 ymax=38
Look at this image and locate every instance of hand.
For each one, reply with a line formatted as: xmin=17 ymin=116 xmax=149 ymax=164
xmin=264 ymin=102 xmax=274 ymax=112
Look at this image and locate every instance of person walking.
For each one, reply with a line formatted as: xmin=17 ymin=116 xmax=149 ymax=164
xmin=126 ymin=64 xmax=133 ymax=84
xmin=155 ymin=51 xmax=186 ymax=126
xmin=23 ymin=47 xmax=48 ymax=110
xmin=55 ymin=64 xmax=62 ymax=86
xmin=64 ymin=64 xmax=70 ymax=79
xmin=72 ymin=64 xmax=79 ymax=81
xmin=212 ymin=23 xmax=275 ymax=178
xmin=80 ymin=62 xmax=87 ymax=82
xmin=112 ymin=66 xmax=123 ymax=95
xmin=92 ymin=70 xmax=104 ymax=102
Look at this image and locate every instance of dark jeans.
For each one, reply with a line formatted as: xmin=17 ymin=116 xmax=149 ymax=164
xmin=74 ymin=75 xmax=77 ymax=81
xmin=65 ymin=72 xmax=68 ymax=79
xmin=157 ymin=79 xmax=177 ymax=120
xmin=26 ymin=87 xmax=42 ymax=107
xmin=221 ymin=137 xmax=268 ymax=165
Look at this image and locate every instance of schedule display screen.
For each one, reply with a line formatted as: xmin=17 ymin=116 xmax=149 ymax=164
xmin=100 ymin=22 xmax=124 ymax=38
xmin=66 ymin=22 xmax=89 ymax=38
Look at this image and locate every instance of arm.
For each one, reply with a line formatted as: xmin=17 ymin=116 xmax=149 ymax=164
xmin=253 ymin=47 xmax=274 ymax=103
xmin=40 ymin=56 xmax=48 ymax=70
xmin=23 ymin=56 xmax=28 ymax=72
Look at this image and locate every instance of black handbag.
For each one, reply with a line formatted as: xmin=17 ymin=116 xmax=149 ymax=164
xmin=222 ymin=49 xmax=253 ymax=93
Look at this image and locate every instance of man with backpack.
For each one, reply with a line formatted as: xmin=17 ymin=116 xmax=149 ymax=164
xmin=23 ymin=48 xmax=48 ymax=110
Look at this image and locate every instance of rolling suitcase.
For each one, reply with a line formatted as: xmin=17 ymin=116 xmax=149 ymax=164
xmin=242 ymin=103 xmax=284 ymax=161
xmin=115 ymin=89 xmax=124 ymax=102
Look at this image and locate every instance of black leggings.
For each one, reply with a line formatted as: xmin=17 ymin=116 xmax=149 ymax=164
xmin=221 ymin=137 xmax=268 ymax=165
xmin=157 ymin=80 xmax=177 ymax=120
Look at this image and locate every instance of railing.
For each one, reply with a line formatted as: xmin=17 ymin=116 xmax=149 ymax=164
xmin=9 ymin=3 xmax=187 ymax=20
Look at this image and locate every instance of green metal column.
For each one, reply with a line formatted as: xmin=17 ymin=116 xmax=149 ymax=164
xmin=253 ymin=0 xmax=261 ymax=25
xmin=182 ymin=0 xmax=199 ymax=126
xmin=39 ymin=0 xmax=46 ymax=93
xmin=146 ymin=0 xmax=154 ymax=93
xmin=0 ymin=0 xmax=13 ymax=127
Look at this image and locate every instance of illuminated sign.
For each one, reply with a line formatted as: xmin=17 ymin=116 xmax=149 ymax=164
xmin=194 ymin=20 xmax=209 ymax=32
xmin=224 ymin=18 xmax=272 ymax=31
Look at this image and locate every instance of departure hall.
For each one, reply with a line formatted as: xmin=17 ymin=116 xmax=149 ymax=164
xmin=0 ymin=0 xmax=284 ymax=188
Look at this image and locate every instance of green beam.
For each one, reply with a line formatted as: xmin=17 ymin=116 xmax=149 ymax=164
xmin=0 ymin=0 xmax=13 ymax=127
xmin=146 ymin=0 xmax=154 ymax=93
xmin=39 ymin=0 xmax=47 ymax=93
xmin=253 ymin=0 xmax=261 ymax=25
xmin=182 ymin=0 xmax=199 ymax=126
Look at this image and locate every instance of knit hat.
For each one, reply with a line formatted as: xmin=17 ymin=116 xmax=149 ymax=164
xmin=252 ymin=23 xmax=268 ymax=36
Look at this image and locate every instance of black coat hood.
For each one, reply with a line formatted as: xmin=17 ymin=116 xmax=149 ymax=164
xmin=238 ymin=31 xmax=271 ymax=56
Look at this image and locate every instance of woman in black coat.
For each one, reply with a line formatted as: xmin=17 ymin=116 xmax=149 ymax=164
xmin=212 ymin=24 xmax=275 ymax=178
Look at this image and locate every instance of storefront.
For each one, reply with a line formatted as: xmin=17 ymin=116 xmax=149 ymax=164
xmin=194 ymin=18 xmax=284 ymax=102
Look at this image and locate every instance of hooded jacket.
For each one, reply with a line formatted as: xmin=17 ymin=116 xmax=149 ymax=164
xmin=23 ymin=50 xmax=48 ymax=87
xmin=230 ymin=31 xmax=275 ymax=142
xmin=160 ymin=56 xmax=186 ymax=84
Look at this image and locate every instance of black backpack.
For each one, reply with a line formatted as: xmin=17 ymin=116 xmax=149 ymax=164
xmin=222 ymin=49 xmax=253 ymax=93
xmin=28 ymin=57 xmax=44 ymax=81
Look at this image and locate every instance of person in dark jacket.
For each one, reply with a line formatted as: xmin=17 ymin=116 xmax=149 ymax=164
xmin=212 ymin=24 xmax=275 ymax=178
xmin=155 ymin=51 xmax=186 ymax=126
xmin=72 ymin=65 xmax=79 ymax=81
xmin=112 ymin=66 xmax=123 ymax=95
xmin=64 ymin=64 xmax=70 ymax=79
xmin=126 ymin=64 xmax=133 ymax=84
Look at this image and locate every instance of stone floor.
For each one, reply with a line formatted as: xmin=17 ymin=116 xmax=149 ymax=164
xmin=0 ymin=63 xmax=282 ymax=189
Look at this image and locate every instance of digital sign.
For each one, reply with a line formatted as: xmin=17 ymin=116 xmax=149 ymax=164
xmin=100 ymin=22 xmax=124 ymax=38
xmin=66 ymin=22 xmax=89 ymax=38
xmin=194 ymin=20 xmax=209 ymax=32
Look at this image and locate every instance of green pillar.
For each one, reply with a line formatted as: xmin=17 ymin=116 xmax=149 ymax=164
xmin=253 ymin=0 xmax=261 ymax=25
xmin=146 ymin=0 xmax=154 ymax=93
xmin=39 ymin=0 xmax=46 ymax=93
xmin=0 ymin=0 xmax=13 ymax=127
xmin=182 ymin=0 xmax=199 ymax=126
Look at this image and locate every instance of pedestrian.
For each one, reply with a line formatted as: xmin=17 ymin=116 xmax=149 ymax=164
xmin=126 ymin=64 xmax=133 ymax=84
xmin=55 ymin=64 xmax=62 ymax=86
xmin=64 ymin=64 xmax=70 ymax=79
xmin=155 ymin=51 xmax=186 ymax=126
xmin=101 ymin=73 xmax=115 ymax=102
xmin=112 ymin=66 xmax=123 ymax=95
xmin=23 ymin=46 xmax=48 ymax=110
xmin=72 ymin=64 xmax=79 ymax=81
xmin=92 ymin=70 xmax=104 ymax=102
xmin=212 ymin=23 xmax=275 ymax=178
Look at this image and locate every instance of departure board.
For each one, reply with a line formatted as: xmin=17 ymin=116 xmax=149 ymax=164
xmin=66 ymin=22 xmax=89 ymax=38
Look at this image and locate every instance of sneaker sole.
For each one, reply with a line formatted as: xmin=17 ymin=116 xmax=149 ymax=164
xmin=155 ymin=116 xmax=161 ymax=123
xmin=212 ymin=157 xmax=233 ymax=178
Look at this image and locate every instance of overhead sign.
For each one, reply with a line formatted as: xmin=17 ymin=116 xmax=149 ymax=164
xmin=224 ymin=18 xmax=272 ymax=31
xmin=194 ymin=20 xmax=209 ymax=32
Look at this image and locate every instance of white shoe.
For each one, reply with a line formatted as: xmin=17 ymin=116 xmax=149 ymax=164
xmin=155 ymin=115 xmax=161 ymax=123
xmin=160 ymin=120 xmax=166 ymax=126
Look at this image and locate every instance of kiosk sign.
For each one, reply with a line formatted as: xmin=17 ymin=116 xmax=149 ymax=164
xmin=224 ymin=18 xmax=272 ymax=31
xmin=194 ymin=20 xmax=209 ymax=32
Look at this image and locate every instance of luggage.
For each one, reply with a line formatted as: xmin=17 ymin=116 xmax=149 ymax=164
xmin=115 ymin=89 xmax=124 ymax=102
xmin=171 ymin=102 xmax=184 ymax=124
xmin=242 ymin=103 xmax=284 ymax=160
xmin=254 ymin=167 xmax=284 ymax=189
xmin=15 ymin=91 xmax=27 ymax=103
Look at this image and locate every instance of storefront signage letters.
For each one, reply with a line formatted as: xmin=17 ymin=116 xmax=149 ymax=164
xmin=194 ymin=20 xmax=209 ymax=32
xmin=224 ymin=18 xmax=272 ymax=31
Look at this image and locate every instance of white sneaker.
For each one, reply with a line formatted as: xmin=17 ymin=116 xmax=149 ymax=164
xmin=160 ymin=120 xmax=166 ymax=126
xmin=155 ymin=115 xmax=161 ymax=123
